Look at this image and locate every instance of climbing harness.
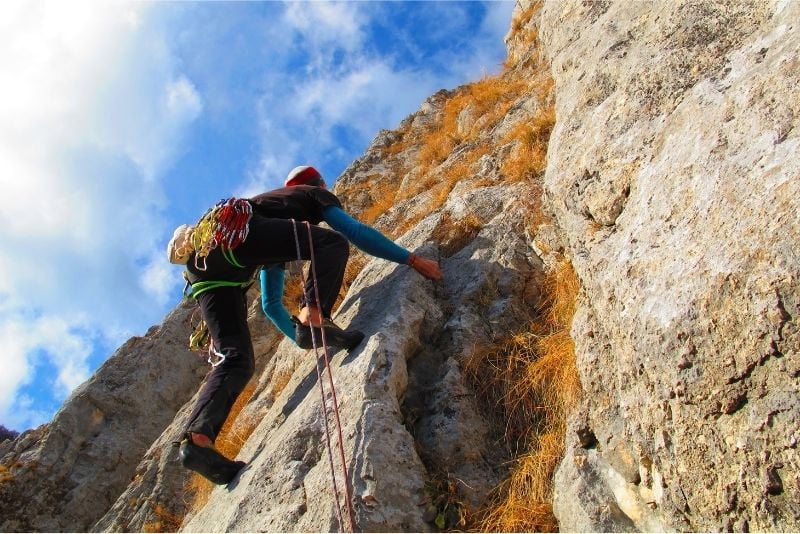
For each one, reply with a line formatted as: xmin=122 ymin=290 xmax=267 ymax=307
xmin=292 ymin=219 xmax=357 ymax=533
xmin=191 ymin=198 xmax=252 ymax=271
xmin=184 ymin=274 xmax=255 ymax=369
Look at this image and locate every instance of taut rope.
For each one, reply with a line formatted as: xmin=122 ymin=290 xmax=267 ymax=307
xmin=291 ymin=219 xmax=356 ymax=532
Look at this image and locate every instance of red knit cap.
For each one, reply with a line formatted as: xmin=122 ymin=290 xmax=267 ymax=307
xmin=284 ymin=165 xmax=323 ymax=187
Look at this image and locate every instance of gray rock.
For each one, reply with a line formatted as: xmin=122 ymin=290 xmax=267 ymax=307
xmin=539 ymin=0 xmax=800 ymax=530
xmin=0 ymin=300 xmax=204 ymax=532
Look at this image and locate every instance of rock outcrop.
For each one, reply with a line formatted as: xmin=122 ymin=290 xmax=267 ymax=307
xmin=538 ymin=0 xmax=800 ymax=531
xmin=1 ymin=1 xmax=798 ymax=532
xmin=0 ymin=301 xmax=204 ymax=532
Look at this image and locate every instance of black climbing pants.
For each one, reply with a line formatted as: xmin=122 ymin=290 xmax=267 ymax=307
xmin=236 ymin=216 xmax=350 ymax=318
xmin=185 ymin=215 xmax=349 ymax=441
xmin=185 ymin=286 xmax=255 ymax=441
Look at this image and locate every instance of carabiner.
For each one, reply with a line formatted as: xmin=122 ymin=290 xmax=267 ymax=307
xmin=207 ymin=345 xmax=226 ymax=368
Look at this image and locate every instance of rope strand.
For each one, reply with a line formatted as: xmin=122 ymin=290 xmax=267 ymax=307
xmin=291 ymin=220 xmax=350 ymax=532
xmin=303 ymin=220 xmax=357 ymax=533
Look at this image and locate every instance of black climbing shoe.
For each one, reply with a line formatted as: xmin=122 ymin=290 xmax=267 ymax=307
xmin=293 ymin=316 xmax=365 ymax=350
xmin=179 ymin=439 xmax=245 ymax=485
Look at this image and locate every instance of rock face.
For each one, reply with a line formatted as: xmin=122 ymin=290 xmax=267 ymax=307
xmin=0 ymin=301 xmax=204 ymax=532
xmin=538 ymin=0 xmax=800 ymax=531
xmin=2 ymin=1 xmax=797 ymax=532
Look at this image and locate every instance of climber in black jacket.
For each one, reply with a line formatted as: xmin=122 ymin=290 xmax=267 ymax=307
xmin=167 ymin=165 xmax=442 ymax=485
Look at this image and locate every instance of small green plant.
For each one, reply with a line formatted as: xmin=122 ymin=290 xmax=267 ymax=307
xmin=423 ymin=475 xmax=469 ymax=531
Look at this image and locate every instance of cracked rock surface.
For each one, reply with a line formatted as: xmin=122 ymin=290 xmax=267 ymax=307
xmin=539 ymin=0 xmax=800 ymax=530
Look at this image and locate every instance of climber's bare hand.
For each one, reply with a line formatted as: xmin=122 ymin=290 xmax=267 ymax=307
xmin=408 ymin=254 xmax=443 ymax=281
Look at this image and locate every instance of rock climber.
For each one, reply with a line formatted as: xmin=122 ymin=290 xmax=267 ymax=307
xmin=167 ymin=165 xmax=442 ymax=485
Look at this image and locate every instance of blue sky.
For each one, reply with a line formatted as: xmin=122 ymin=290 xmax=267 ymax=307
xmin=0 ymin=1 xmax=515 ymax=433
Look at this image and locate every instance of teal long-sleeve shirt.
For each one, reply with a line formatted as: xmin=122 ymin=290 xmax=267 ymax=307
xmin=261 ymin=206 xmax=411 ymax=342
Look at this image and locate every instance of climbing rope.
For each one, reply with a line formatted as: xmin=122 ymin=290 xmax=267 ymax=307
xmin=292 ymin=219 xmax=357 ymax=533
xmin=191 ymin=198 xmax=252 ymax=271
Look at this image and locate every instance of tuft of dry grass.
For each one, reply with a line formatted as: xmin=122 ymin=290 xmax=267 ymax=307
xmin=431 ymin=212 xmax=484 ymax=258
xmin=142 ymin=503 xmax=184 ymax=533
xmin=465 ymin=260 xmax=580 ymax=532
xmin=509 ymin=2 xmax=542 ymax=40
xmin=500 ymin=106 xmax=555 ymax=184
xmin=378 ymin=123 xmax=413 ymax=159
xmin=282 ymin=267 xmax=307 ymax=313
xmin=0 ymin=464 xmax=12 ymax=484
xmin=505 ymin=1 xmax=546 ymax=71
xmin=416 ymin=76 xmax=527 ymax=178
xmin=359 ymin=178 xmax=399 ymax=225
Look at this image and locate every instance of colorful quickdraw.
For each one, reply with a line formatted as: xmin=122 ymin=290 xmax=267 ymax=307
xmin=191 ymin=198 xmax=252 ymax=271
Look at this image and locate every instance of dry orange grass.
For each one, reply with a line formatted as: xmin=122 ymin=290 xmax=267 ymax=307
xmin=359 ymin=179 xmax=399 ymax=225
xmin=509 ymin=1 xmax=542 ymax=40
xmin=501 ymin=106 xmax=555 ymax=184
xmin=466 ymin=260 xmax=581 ymax=532
xmin=282 ymin=268 xmax=307 ymax=313
xmin=417 ymin=75 xmax=527 ymax=177
xmin=379 ymin=123 xmax=413 ymax=159
xmin=142 ymin=503 xmax=184 ymax=533
xmin=185 ymin=381 xmax=259 ymax=512
xmin=0 ymin=464 xmax=12 ymax=484
xmin=505 ymin=2 xmax=545 ymax=71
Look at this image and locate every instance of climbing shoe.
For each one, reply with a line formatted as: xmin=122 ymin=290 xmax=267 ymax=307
xmin=179 ymin=439 xmax=245 ymax=485
xmin=293 ymin=316 xmax=365 ymax=350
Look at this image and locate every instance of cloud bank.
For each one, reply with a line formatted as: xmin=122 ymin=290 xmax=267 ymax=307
xmin=0 ymin=1 xmax=202 ymax=429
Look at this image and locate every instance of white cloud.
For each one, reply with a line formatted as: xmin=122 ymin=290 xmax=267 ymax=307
xmin=283 ymin=2 xmax=365 ymax=53
xmin=0 ymin=314 xmax=92 ymax=427
xmin=2 ymin=395 xmax=51 ymax=433
xmin=237 ymin=152 xmax=288 ymax=198
xmin=252 ymin=2 xmax=514 ymax=186
xmin=291 ymin=58 xmax=440 ymax=142
xmin=140 ymin=253 xmax=176 ymax=307
xmin=482 ymin=1 xmax=517 ymax=41
xmin=34 ymin=316 xmax=93 ymax=395
xmin=0 ymin=0 xmax=203 ymax=429
xmin=0 ymin=321 xmax=35 ymax=416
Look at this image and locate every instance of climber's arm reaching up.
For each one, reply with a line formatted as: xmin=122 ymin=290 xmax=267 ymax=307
xmin=322 ymin=206 xmax=442 ymax=280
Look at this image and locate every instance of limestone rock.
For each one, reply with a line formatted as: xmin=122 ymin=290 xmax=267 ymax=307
xmin=539 ymin=0 xmax=800 ymax=530
xmin=0 ymin=300 xmax=204 ymax=532
xmin=93 ymin=295 xmax=280 ymax=532
xmin=4 ymin=2 xmax=795 ymax=532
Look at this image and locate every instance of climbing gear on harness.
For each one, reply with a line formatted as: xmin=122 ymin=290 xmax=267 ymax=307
xmin=185 ymin=279 xmax=253 ymax=299
xmin=293 ymin=316 xmax=364 ymax=350
xmin=179 ymin=435 xmax=246 ymax=485
xmin=191 ymin=198 xmax=253 ymax=271
xmin=291 ymin=219 xmax=357 ymax=532
xmin=167 ymin=224 xmax=195 ymax=265
xmin=206 ymin=344 xmax=226 ymax=368
xmin=188 ymin=314 xmax=226 ymax=367
xmin=189 ymin=313 xmax=211 ymax=353
xmin=184 ymin=273 xmax=255 ymax=367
